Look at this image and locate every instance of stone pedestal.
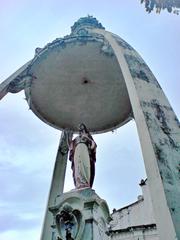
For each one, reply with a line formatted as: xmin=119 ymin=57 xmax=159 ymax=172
xmin=49 ymin=188 xmax=111 ymax=240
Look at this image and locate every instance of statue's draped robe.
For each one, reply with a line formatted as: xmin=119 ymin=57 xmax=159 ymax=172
xmin=69 ymin=134 xmax=96 ymax=189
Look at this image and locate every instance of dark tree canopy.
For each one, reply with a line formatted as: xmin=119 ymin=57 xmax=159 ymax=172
xmin=141 ymin=0 xmax=180 ymax=14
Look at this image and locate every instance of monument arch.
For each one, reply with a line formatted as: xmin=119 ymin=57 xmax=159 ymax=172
xmin=0 ymin=16 xmax=179 ymax=240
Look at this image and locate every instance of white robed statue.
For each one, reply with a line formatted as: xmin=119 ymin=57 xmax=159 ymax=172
xmin=69 ymin=123 xmax=97 ymax=189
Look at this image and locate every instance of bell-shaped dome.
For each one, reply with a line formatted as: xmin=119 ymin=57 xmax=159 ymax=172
xmin=24 ymin=17 xmax=155 ymax=133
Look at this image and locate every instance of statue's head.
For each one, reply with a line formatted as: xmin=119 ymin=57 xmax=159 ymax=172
xmin=78 ymin=123 xmax=88 ymax=134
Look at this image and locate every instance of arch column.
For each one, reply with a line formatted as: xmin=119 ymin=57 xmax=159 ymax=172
xmin=92 ymin=29 xmax=180 ymax=240
xmin=40 ymin=130 xmax=73 ymax=240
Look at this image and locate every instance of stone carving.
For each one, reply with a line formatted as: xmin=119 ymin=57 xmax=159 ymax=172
xmin=71 ymin=16 xmax=105 ymax=34
xmin=69 ymin=123 xmax=97 ymax=189
xmin=49 ymin=188 xmax=111 ymax=240
xmin=7 ymin=74 xmax=34 ymax=94
xmin=28 ymin=34 xmax=114 ymax=75
xmin=59 ymin=130 xmax=73 ymax=156
xmin=55 ymin=203 xmax=82 ymax=240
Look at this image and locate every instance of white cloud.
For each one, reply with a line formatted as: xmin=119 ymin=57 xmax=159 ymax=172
xmin=0 ymin=229 xmax=40 ymax=240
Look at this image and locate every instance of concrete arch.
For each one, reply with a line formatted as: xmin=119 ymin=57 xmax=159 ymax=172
xmin=0 ymin=21 xmax=179 ymax=240
xmin=92 ymin=29 xmax=180 ymax=240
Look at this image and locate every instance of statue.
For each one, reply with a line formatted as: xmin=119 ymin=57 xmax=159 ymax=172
xmin=69 ymin=123 xmax=97 ymax=189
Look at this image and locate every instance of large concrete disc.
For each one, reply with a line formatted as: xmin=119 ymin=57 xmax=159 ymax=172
xmin=25 ymin=38 xmax=132 ymax=133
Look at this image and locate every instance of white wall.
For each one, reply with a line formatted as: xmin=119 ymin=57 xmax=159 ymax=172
xmin=110 ymin=180 xmax=159 ymax=240
xmin=111 ymin=228 xmax=158 ymax=240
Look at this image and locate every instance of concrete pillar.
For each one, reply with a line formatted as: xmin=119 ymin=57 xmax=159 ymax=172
xmin=92 ymin=29 xmax=180 ymax=240
xmin=40 ymin=130 xmax=73 ymax=240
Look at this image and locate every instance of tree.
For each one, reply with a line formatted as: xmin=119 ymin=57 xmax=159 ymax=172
xmin=140 ymin=0 xmax=180 ymax=14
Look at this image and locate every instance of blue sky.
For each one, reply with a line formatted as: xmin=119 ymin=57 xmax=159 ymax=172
xmin=0 ymin=1 xmax=179 ymax=239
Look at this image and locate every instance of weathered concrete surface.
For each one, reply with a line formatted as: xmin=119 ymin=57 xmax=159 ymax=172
xmin=40 ymin=130 xmax=72 ymax=240
xmin=91 ymin=28 xmax=179 ymax=240
xmin=24 ymin=34 xmax=132 ymax=133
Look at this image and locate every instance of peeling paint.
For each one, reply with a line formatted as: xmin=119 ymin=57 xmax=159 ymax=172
xmin=151 ymin=99 xmax=179 ymax=150
xmin=112 ymin=34 xmax=134 ymax=51
xmin=124 ymin=54 xmax=161 ymax=89
xmin=124 ymin=54 xmax=149 ymax=82
xmin=154 ymin=144 xmax=168 ymax=165
xmin=140 ymin=101 xmax=172 ymax=112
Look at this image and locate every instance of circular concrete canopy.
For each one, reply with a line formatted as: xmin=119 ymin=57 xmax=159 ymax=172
xmin=25 ymin=19 xmax=132 ymax=133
